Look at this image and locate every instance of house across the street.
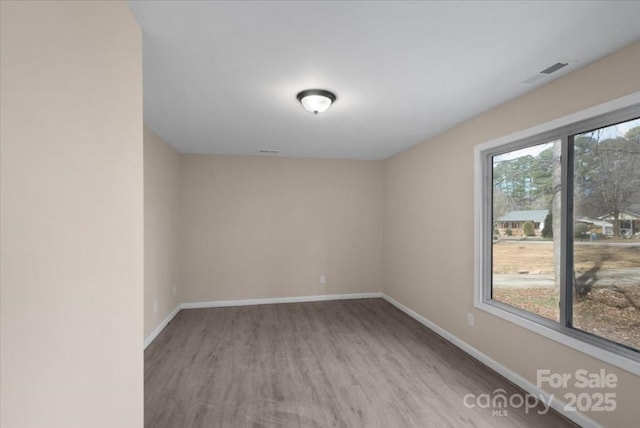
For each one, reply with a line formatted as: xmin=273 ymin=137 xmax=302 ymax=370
xmin=495 ymin=209 xmax=548 ymax=236
xmin=576 ymin=217 xmax=614 ymax=236
xmin=598 ymin=203 xmax=640 ymax=237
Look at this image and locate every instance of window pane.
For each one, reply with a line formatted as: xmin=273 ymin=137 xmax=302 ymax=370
xmin=492 ymin=140 xmax=561 ymax=321
xmin=572 ymin=118 xmax=640 ymax=351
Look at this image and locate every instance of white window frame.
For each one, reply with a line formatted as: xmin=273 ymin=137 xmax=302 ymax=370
xmin=474 ymin=92 xmax=640 ymax=376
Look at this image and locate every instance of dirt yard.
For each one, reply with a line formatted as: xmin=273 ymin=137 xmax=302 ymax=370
xmin=493 ymin=241 xmax=640 ymax=274
xmin=492 ymin=241 xmax=640 ymax=350
xmin=493 ymin=285 xmax=640 ymax=351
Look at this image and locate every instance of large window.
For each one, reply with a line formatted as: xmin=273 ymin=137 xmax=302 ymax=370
xmin=492 ymin=139 xmax=560 ymax=322
xmin=477 ymin=102 xmax=640 ymax=372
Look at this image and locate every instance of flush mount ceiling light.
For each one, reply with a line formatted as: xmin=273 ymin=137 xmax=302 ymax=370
xmin=296 ymin=89 xmax=336 ymax=115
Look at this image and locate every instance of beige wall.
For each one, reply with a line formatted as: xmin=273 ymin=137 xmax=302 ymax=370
xmin=179 ymin=155 xmax=383 ymax=303
xmin=144 ymin=127 xmax=181 ymax=338
xmin=0 ymin=2 xmax=143 ymax=428
xmin=383 ymin=41 xmax=640 ymax=426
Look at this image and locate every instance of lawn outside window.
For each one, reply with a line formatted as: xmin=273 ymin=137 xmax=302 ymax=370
xmin=474 ymin=94 xmax=640 ymax=376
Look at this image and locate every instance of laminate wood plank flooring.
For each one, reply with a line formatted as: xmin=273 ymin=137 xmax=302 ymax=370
xmin=145 ymin=298 xmax=577 ymax=428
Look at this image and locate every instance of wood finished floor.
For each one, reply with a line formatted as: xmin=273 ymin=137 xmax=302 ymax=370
xmin=145 ymin=298 xmax=576 ymax=428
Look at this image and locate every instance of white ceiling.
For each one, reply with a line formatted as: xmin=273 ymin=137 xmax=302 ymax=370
xmin=128 ymin=1 xmax=640 ymax=161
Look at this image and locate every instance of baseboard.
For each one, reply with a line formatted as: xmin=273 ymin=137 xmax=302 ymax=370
xmin=381 ymin=294 xmax=600 ymax=428
xmin=144 ymin=304 xmax=181 ymax=349
xmin=180 ymin=292 xmax=383 ymax=309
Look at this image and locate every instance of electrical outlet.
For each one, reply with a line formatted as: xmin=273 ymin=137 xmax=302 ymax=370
xmin=154 ymin=300 xmax=158 ymax=313
xmin=173 ymin=286 xmax=177 ymax=295
xmin=467 ymin=312 xmax=474 ymax=327
xmin=320 ymin=275 xmax=326 ymax=284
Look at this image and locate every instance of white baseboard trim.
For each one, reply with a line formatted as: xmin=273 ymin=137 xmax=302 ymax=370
xmin=381 ymin=294 xmax=600 ymax=428
xmin=180 ymin=292 xmax=383 ymax=309
xmin=144 ymin=304 xmax=181 ymax=350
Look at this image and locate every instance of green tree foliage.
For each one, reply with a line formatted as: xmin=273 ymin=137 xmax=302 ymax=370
xmin=574 ymin=223 xmax=589 ymax=240
xmin=492 ymin=144 xmax=554 ymax=213
xmin=542 ymin=212 xmax=553 ymax=238
xmin=523 ymin=221 xmax=535 ymax=237
xmin=626 ymin=126 xmax=640 ymax=143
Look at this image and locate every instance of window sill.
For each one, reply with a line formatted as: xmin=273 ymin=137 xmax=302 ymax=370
xmin=474 ymin=299 xmax=640 ymax=376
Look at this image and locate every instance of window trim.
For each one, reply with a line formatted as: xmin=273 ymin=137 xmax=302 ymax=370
xmin=474 ymin=92 xmax=640 ymax=376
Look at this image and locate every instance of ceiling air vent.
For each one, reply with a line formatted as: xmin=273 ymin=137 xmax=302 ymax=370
xmin=259 ymin=149 xmax=280 ymax=154
xmin=522 ymin=60 xmax=573 ymax=84
xmin=540 ymin=62 xmax=568 ymax=74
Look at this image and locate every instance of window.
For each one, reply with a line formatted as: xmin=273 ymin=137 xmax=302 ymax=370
xmin=491 ymin=139 xmax=560 ymax=322
xmin=571 ymin=119 xmax=640 ymax=352
xmin=476 ymin=100 xmax=640 ymax=374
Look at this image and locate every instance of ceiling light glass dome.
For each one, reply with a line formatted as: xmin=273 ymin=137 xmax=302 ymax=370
xmin=296 ymin=89 xmax=336 ymax=115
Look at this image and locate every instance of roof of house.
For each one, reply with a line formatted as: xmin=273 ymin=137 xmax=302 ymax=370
xmin=598 ymin=203 xmax=640 ymax=220
xmin=576 ymin=217 xmax=613 ymax=227
xmin=497 ymin=210 xmax=549 ymax=223
xmin=627 ymin=203 xmax=640 ymax=216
